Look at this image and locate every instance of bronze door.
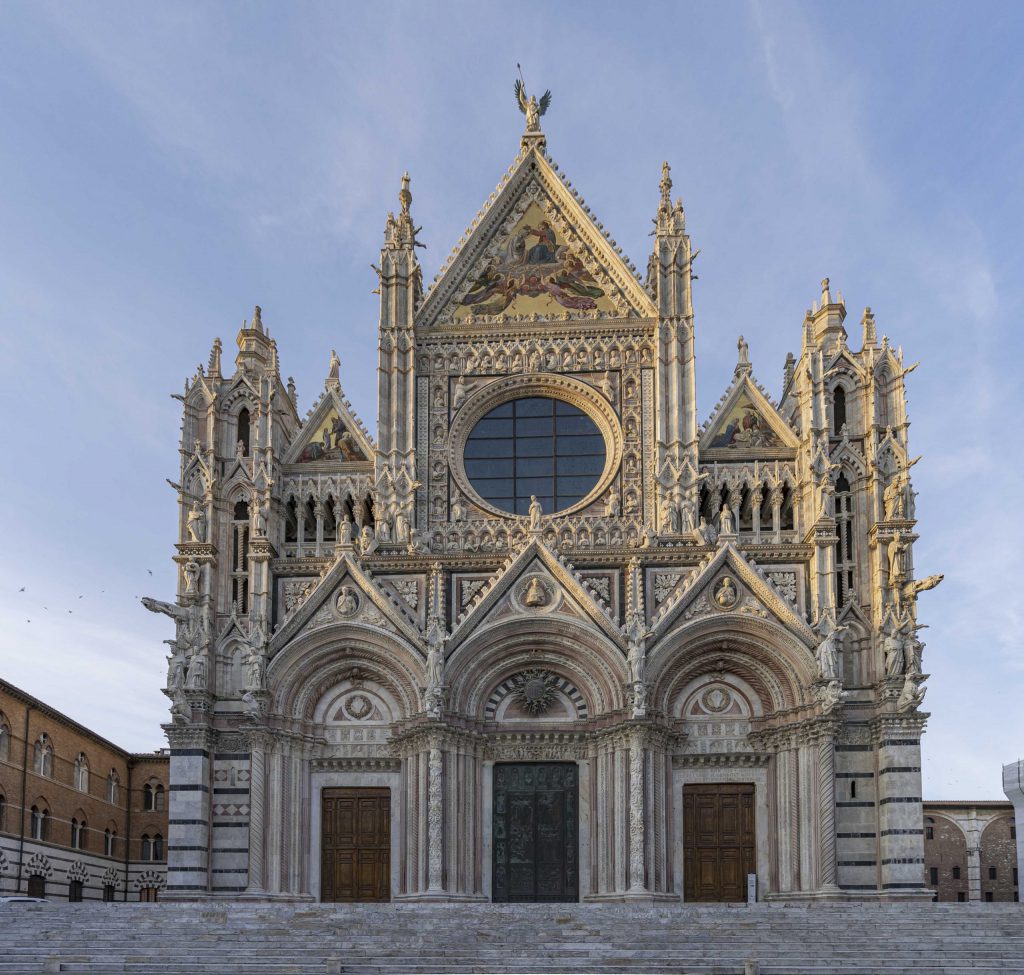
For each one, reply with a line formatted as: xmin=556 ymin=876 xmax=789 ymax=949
xmin=683 ymin=782 xmax=755 ymax=902
xmin=493 ymin=763 xmax=578 ymax=902
xmin=321 ymin=787 xmax=390 ymax=902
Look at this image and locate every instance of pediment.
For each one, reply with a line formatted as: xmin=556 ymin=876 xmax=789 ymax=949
xmin=283 ymin=389 xmax=374 ymax=467
xmin=650 ymin=542 xmax=816 ymax=648
xmin=269 ymin=553 xmax=422 ymax=653
xmin=448 ymin=539 xmax=623 ymax=652
xmin=700 ymin=373 xmax=799 ymax=458
xmin=418 ymin=148 xmax=657 ymax=328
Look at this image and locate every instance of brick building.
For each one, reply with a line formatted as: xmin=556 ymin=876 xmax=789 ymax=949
xmin=0 ymin=679 xmax=168 ymax=901
xmin=923 ymin=800 xmax=1019 ymax=903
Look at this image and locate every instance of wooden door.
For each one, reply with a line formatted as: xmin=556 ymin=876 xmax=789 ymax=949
xmin=683 ymin=782 xmax=755 ymax=902
xmin=493 ymin=763 xmax=578 ymax=902
xmin=321 ymin=787 xmax=390 ymax=902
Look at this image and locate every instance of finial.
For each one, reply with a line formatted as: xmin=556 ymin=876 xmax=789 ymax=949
xmin=287 ymin=376 xmax=297 ymax=407
xmin=252 ymin=305 xmax=263 ymax=333
xmin=660 ymin=161 xmax=672 ymax=211
xmin=861 ymin=306 xmax=878 ymax=348
xmin=783 ymin=351 xmax=796 ymax=389
xmin=327 ymin=349 xmax=340 ymax=386
xmin=208 ymin=338 xmax=222 ymax=375
xmin=399 ymin=172 xmax=411 ymax=217
xmin=820 ymin=278 xmax=831 ymax=305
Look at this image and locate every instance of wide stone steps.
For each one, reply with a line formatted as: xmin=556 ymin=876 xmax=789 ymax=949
xmin=2 ymin=903 xmax=1022 ymax=975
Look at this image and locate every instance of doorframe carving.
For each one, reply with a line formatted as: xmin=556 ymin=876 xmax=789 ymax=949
xmin=672 ymin=765 xmax=770 ymax=901
xmin=308 ymin=770 xmax=402 ymax=902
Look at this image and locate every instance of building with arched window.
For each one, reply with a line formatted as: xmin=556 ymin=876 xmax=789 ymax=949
xmin=148 ymin=111 xmax=944 ymax=904
xmin=0 ymin=679 xmax=168 ymax=901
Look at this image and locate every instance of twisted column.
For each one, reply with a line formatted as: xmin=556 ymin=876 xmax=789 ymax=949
xmin=817 ymin=734 xmax=838 ymax=890
xmin=628 ymin=740 xmax=645 ymax=892
xmin=427 ymin=747 xmax=444 ymax=892
xmin=246 ymin=732 xmax=268 ymax=893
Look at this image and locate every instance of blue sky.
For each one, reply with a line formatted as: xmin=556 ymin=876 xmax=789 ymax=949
xmin=0 ymin=1 xmax=1020 ymax=797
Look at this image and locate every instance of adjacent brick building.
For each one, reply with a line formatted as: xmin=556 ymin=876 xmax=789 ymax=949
xmin=0 ymin=678 xmax=168 ymax=901
xmin=923 ymin=801 xmax=1019 ymax=903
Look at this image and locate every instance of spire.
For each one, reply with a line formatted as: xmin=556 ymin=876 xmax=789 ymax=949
xmin=235 ymin=303 xmax=273 ymax=372
xmin=861 ymin=306 xmax=878 ymax=349
xmin=252 ymin=304 xmax=263 ymax=334
xmin=659 ymin=161 xmax=672 ymax=214
xmin=208 ymin=338 xmax=222 ymax=377
xmin=809 ymin=277 xmax=847 ymax=355
xmin=653 ymin=161 xmax=686 ymax=237
xmin=783 ymin=351 xmax=796 ymax=391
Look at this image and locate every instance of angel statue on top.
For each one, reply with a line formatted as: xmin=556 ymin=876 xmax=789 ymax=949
xmin=515 ymin=74 xmax=551 ymax=132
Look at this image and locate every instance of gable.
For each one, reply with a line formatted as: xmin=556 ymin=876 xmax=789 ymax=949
xmin=701 ymin=375 xmax=799 ymax=457
xmin=418 ymin=149 xmax=656 ymax=328
xmin=284 ymin=391 xmax=374 ymax=467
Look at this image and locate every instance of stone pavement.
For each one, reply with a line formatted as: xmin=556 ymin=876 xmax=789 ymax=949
xmin=1 ymin=901 xmax=1022 ymax=975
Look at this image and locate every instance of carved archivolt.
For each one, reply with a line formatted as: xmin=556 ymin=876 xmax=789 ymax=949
xmin=485 ymin=671 xmax=588 ymax=721
xmin=447 ymin=372 xmax=623 ymax=521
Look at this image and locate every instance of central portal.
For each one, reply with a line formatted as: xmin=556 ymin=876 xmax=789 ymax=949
xmin=492 ymin=762 xmax=578 ymax=902
xmin=683 ymin=782 xmax=756 ymax=902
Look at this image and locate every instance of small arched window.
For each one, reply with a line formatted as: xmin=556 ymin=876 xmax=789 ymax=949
xmin=153 ymin=834 xmax=164 ymax=861
xmin=33 ymin=735 xmax=53 ymax=777
xmin=237 ymin=408 xmax=251 ymax=456
xmin=141 ymin=834 xmax=152 ymax=861
xmin=154 ymin=784 xmax=165 ymax=812
xmin=834 ymin=473 xmax=855 ymax=608
xmin=71 ymin=817 xmax=87 ymax=850
xmin=832 ymin=386 xmax=847 ymax=433
xmin=143 ymin=783 xmax=154 ymax=811
xmin=73 ymin=753 xmax=89 ymax=792
xmin=107 ymin=770 xmax=120 ymax=805
xmin=104 ymin=828 xmax=115 ymax=857
xmin=0 ymin=712 xmax=10 ymax=761
xmin=30 ymin=805 xmax=49 ymax=841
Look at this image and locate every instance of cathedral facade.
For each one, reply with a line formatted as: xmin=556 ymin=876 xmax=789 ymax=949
xmin=150 ymin=111 xmax=938 ymax=903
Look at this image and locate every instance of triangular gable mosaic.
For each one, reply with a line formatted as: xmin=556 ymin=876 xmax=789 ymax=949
xmin=700 ymin=374 xmax=799 ymax=457
xmin=283 ymin=390 xmax=374 ymax=467
xmin=419 ymin=149 xmax=656 ymax=328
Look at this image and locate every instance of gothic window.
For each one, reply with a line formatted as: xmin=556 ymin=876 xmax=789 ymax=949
xmin=153 ymin=833 xmax=164 ymax=860
xmin=107 ymin=771 xmax=120 ymax=805
xmin=0 ymin=712 xmax=10 ymax=761
xmin=780 ymin=485 xmax=794 ymax=532
xmin=832 ymin=386 xmax=847 ymax=433
xmin=876 ymin=370 xmax=890 ymax=429
xmin=284 ymin=497 xmax=298 ymax=544
xmin=31 ymin=805 xmax=49 ymax=840
xmin=759 ymin=486 xmax=773 ymax=528
xmin=143 ymin=784 xmax=153 ymax=810
xmin=231 ymin=500 xmax=250 ymax=614
xmin=154 ymin=784 xmax=165 ymax=811
xmin=141 ymin=834 xmax=151 ymax=860
xmin=237 ymin=408 xmax=251 ymax=455
xmin=463 ymin=397 xmax=606 ymax=515
xmin=834 ymin=473 xmax=856 ymax=608
xmin=323 ymin=494 xmax=338 ymax=542
xmin=104 ymin=828 xmax=115 ymax=857
xmin=73 ymin=753 xmax=89 ymax=792
xmin=738 ymin=485 xmax=753 ymax=532
xmin=32 ymin=735 xmax=53 ymax=777
xmin=71 ymin=817 xmax=87 ymax=850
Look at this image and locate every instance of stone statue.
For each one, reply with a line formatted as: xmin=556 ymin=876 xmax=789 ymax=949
xmin=604 ymin=490 xmax=620 ymax=518
xmin=451 ymin=494 xmax=465 ymax=521
xmin=883 ymin=472 xmax=904 ymax=520
xmin=814 ymin=610 xmax=847 ymax=682
xmin=883 ymin=616 xmax=907 ymax=677
xmin=339 ymin=516 xmax=353 ymax=547
xmin=737 ymin=334 xmax=750 ymax=367
xmin=245 ymin=648 xmax=266 ymax=691
xmin=693 ymin=516 xmax=717 ymax=546
xmin=680 ymin=497 xmax=697 ymax=534
xmin=336 ymin=586 xmax=359 ymax=618
xmin=719 ymin=502 xmax=736 ymax=535
xmin=376 ymin=515 xmax=392 ymax=543
xmin=452 ymin=377 xmax=467 ymax=410
xmin=897 ymin=673 xmax=927 ymax=712
xmin=627 ymin=638 xmax=646 ymax=685
xmin=395 ymin=509 xmax=410 ymax=544
xmin=888 ymin=532 xmax=909 ymax=586
xmin=328 ymin=349 xmax=340 ymax=382
xmin=169 ymin=690 xmax=192 ymax=725
xmin=661 ymin=495 xmax=680 ymax=534
xmin=907 ymin=573 xmax=944 ymax=599
xmin=142 ymin=596 xmax=190 ymax=624
xmin=631 ymin=680 xmax=648 ymax=718
xmin=253 ymin=498 xmax=268 ymax=538
xmin=240 ymin=689 xmax=264 ymax=719
xmin=359 ymin=524 xmax=377 ymax=555
xmin=186 ymin=652 xmax=208 ymax=690
xmin=186 ymin=502 xmax=207 ymax=543
xmin=714 ymin=577 xmax=738 ymax=609
xmin=528 ymin=495 xmax=543 ymax=532
xmin=816 ymin=680 xmax=845 ymax=713
xmin=424 ymin=618 xmax=446 ymax=718
xmin=183 ymin=559 xmax=200 ymax=595
xmin=166 ymin=643 xmax=187 ymax=691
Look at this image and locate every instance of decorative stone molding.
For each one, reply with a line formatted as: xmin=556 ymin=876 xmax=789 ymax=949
xmin=23 ymin=853 xmax=53 ymax=879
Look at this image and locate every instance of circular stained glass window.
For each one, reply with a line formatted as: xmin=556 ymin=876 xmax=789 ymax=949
xmin=463 ymin=396 xmax=607 ymax=516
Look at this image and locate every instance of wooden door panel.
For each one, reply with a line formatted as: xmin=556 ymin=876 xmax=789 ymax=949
xmin=321 ymin=788 xmax=390 ymax=902
xmin=683 ymin=783 xmax=756 ymax=902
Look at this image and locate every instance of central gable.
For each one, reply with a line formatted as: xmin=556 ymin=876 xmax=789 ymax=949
xmin=418 ymin=148 xmax=656 ymax=328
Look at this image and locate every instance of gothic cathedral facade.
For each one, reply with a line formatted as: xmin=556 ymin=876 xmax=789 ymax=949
xmin=151 ymin=115 xmax=937 ymax=903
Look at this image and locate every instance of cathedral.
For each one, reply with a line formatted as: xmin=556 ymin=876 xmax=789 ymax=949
xmin=148 ymin=100 xmax=939 ymax=904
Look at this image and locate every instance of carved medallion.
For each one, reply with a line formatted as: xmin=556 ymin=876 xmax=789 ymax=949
xmin=336 ymin=586 xmax=360 ymax=618
xmin=344 ymin=694 xmax=373 ymax=720
xmin=522 ymin=577 xmax=550 ymax=607
xmin=701 ymin=687 xmax=732 ymax=713
xmin=713 ymin=576 xmax=738 ymax=609
xmin=512 ymin=670 xmax=558 ymax=715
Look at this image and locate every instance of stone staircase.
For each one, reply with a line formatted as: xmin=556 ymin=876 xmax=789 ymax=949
xmin=1 ymin=902 xmax=1022 ymax=975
